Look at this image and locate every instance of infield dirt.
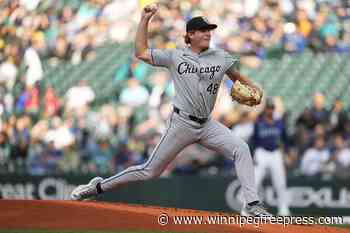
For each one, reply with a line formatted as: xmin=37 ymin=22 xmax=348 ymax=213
xmin=0 ymin=200 xmax=347 ymax=233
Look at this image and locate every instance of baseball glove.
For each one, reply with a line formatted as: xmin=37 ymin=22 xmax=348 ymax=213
xmin=231 ymin=80 xmax=262 ymax=106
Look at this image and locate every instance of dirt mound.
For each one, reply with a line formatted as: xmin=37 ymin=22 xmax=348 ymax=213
xmin=0 ymin=200 xmax=347 ymax=233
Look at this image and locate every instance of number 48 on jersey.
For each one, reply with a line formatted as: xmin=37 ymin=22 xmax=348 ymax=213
xmin=207 ymin=83 xmax=219 ymax=95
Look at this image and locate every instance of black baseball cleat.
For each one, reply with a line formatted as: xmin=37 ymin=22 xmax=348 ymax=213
xmin=240 ymin=202 xmax=273 ymax=217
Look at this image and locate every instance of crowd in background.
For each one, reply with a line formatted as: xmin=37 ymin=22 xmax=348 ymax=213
xmin=0 ymin=0 xmax=350 ymax=178
xmin=148 ymin=0 xmax=350 ymax=68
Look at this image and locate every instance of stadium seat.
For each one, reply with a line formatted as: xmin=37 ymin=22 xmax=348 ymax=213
xmin=43 ymin=46 xmax=350 ymax=126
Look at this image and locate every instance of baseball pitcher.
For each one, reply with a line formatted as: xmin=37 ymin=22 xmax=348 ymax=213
xmin=71 ymin=3 xmax=271 ymax=217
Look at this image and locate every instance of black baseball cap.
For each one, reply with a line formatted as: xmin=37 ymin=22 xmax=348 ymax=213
xmin=186 ymin=16 xmax=217 ymax=32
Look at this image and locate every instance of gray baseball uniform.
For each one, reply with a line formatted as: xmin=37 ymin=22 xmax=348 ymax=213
xmin=100 ymin=47 xmax=260 ymax=204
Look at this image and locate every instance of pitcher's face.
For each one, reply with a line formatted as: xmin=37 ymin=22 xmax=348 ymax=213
xmin=189 ymin=29 xmax=211 ymax=50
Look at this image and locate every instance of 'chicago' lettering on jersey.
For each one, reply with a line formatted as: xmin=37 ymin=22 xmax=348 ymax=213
xmin=177 ymin=62 xmax=221 ymax=79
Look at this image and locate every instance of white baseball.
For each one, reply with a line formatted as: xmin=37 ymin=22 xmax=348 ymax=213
xmin=145 ymin=3 xmax=158 ymax=12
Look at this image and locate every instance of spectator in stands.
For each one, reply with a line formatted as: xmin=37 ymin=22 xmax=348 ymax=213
xmin=9 ymin=133 xmax=29 ymax=164
xmin=343 ymin=120 xmax=350 ymax=143
xmin=23 ymin=40 xmax=43 ymax=87
xmin=71 ymin=33 xmax=96 ymax=64
xmin=15 ymin=85 xmax=30 ymax=115
xmin=296 ymin=107 xmax=316 ymax=130
xmin=0 ymin=57 xmax=17 ymax=91
xmin=58 ymin=5 xmax=74 ymax=24
xmin=300 ymin=136 xmax=330 ymax=176
xmin=49 ymin=35 xmax=73 ymax=63
xmin=43 ymin=86 xmax=61 ymax=118
xmin=319 ymin=11 xmax=340 ymax=52
xmin=26 ymin=137 xmax=47 ymax=175
xmin=295 ymin=108 xmax=315 ymax=148
xmin=88 ymin=138 xmax=114 ymax=174
xmin=329 ymin=99 xmax=348 ymax=134
xmin=10 ymin=115 xmax=31 ymax=148
xmin=42 ymin=140 xmax=63 ymax=173
xmin=308 ymin=11 xmax=326 ymax=53
xmin=65 ymin=79 xmax=95 ymax=113
xmin=114 ymin=139 xmax=143 ymax=173
xmin=295 ymin=8 xmax=312 ymax=39
xmin=0 ymin=131 xmax=10 ymax=168
xmin=24 ymin=84 xmax=40 ymax=120
xmin=119 ymin=77 xmax=149 ymax=108
xmin=282 ymin=22 xmax=306 ymax=53
xmin=58 ymin=144 xmax=80 ymax=173
xmin=331 ymin=134 xmax=350 ymax=178
xmin=312 ymin=123 xmax=327 ymax=142
xmin=130 ymin=59 xmax=151 ymax=84
xmin=335 ymin=5 xmax=350 ymax=52
xmin=0 ymin=84 xmax=14 ymax=117
xmin=310 ymin=92 xmax=329 ymax=128
xmin=44 ymin=117 xmax=75 ymax=150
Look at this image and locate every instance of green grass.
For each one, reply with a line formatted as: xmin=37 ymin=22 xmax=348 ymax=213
xmin=329 ymin=224 xmax=350 ymax=228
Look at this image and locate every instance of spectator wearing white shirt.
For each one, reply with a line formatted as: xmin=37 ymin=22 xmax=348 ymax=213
xmin=44 ymin=117 xmax=75 ymax=149
xmin=24 ymin=40 xmax=43 ymax=87
xmin=300 ymin=136 xmax=330 ymax=176
xmin=0 ymin=58 xmax=17 ymax=91
xmin=332 ymin=134 xmax=350 ymax=167
xmin=65 ymin=80 xmax=95 ymax=113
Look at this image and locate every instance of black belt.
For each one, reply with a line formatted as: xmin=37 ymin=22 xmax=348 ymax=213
xmin=173 ymin=106 xmax=208 ymax=124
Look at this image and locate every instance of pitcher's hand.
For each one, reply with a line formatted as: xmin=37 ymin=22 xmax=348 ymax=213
xmin=142 ymin=3 xmax=158 ymax=20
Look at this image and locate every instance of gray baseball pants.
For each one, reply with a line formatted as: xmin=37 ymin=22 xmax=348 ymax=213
xmin=101 ymin=109 xmax=260 ymax=204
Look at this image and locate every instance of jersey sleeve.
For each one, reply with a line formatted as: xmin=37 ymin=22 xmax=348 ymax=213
xmin=223 ymin=51 xmax=240 ymax=74
xmin=149 ymin=49 xmax=173 ymax=68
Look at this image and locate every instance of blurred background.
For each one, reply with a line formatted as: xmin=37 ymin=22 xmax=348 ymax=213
xmin=0 ymin=0 xmax=350 ymax=216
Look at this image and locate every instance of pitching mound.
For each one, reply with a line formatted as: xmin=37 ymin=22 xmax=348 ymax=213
xmin=0 ymin=200 xmax=346 ymax=233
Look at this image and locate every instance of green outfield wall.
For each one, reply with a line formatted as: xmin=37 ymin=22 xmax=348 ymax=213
xmin=0 ymin=175 xmax=349 ymax=216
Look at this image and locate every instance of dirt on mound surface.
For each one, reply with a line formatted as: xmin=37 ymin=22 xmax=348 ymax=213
xmin=0 ymin=200 xmax=347 ymax=233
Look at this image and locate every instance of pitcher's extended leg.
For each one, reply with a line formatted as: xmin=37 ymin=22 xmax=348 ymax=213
xmin=71 ymin=112 xmax=196 ymax=200
xmin=101 ymin=113 xmax=195 ymax=192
